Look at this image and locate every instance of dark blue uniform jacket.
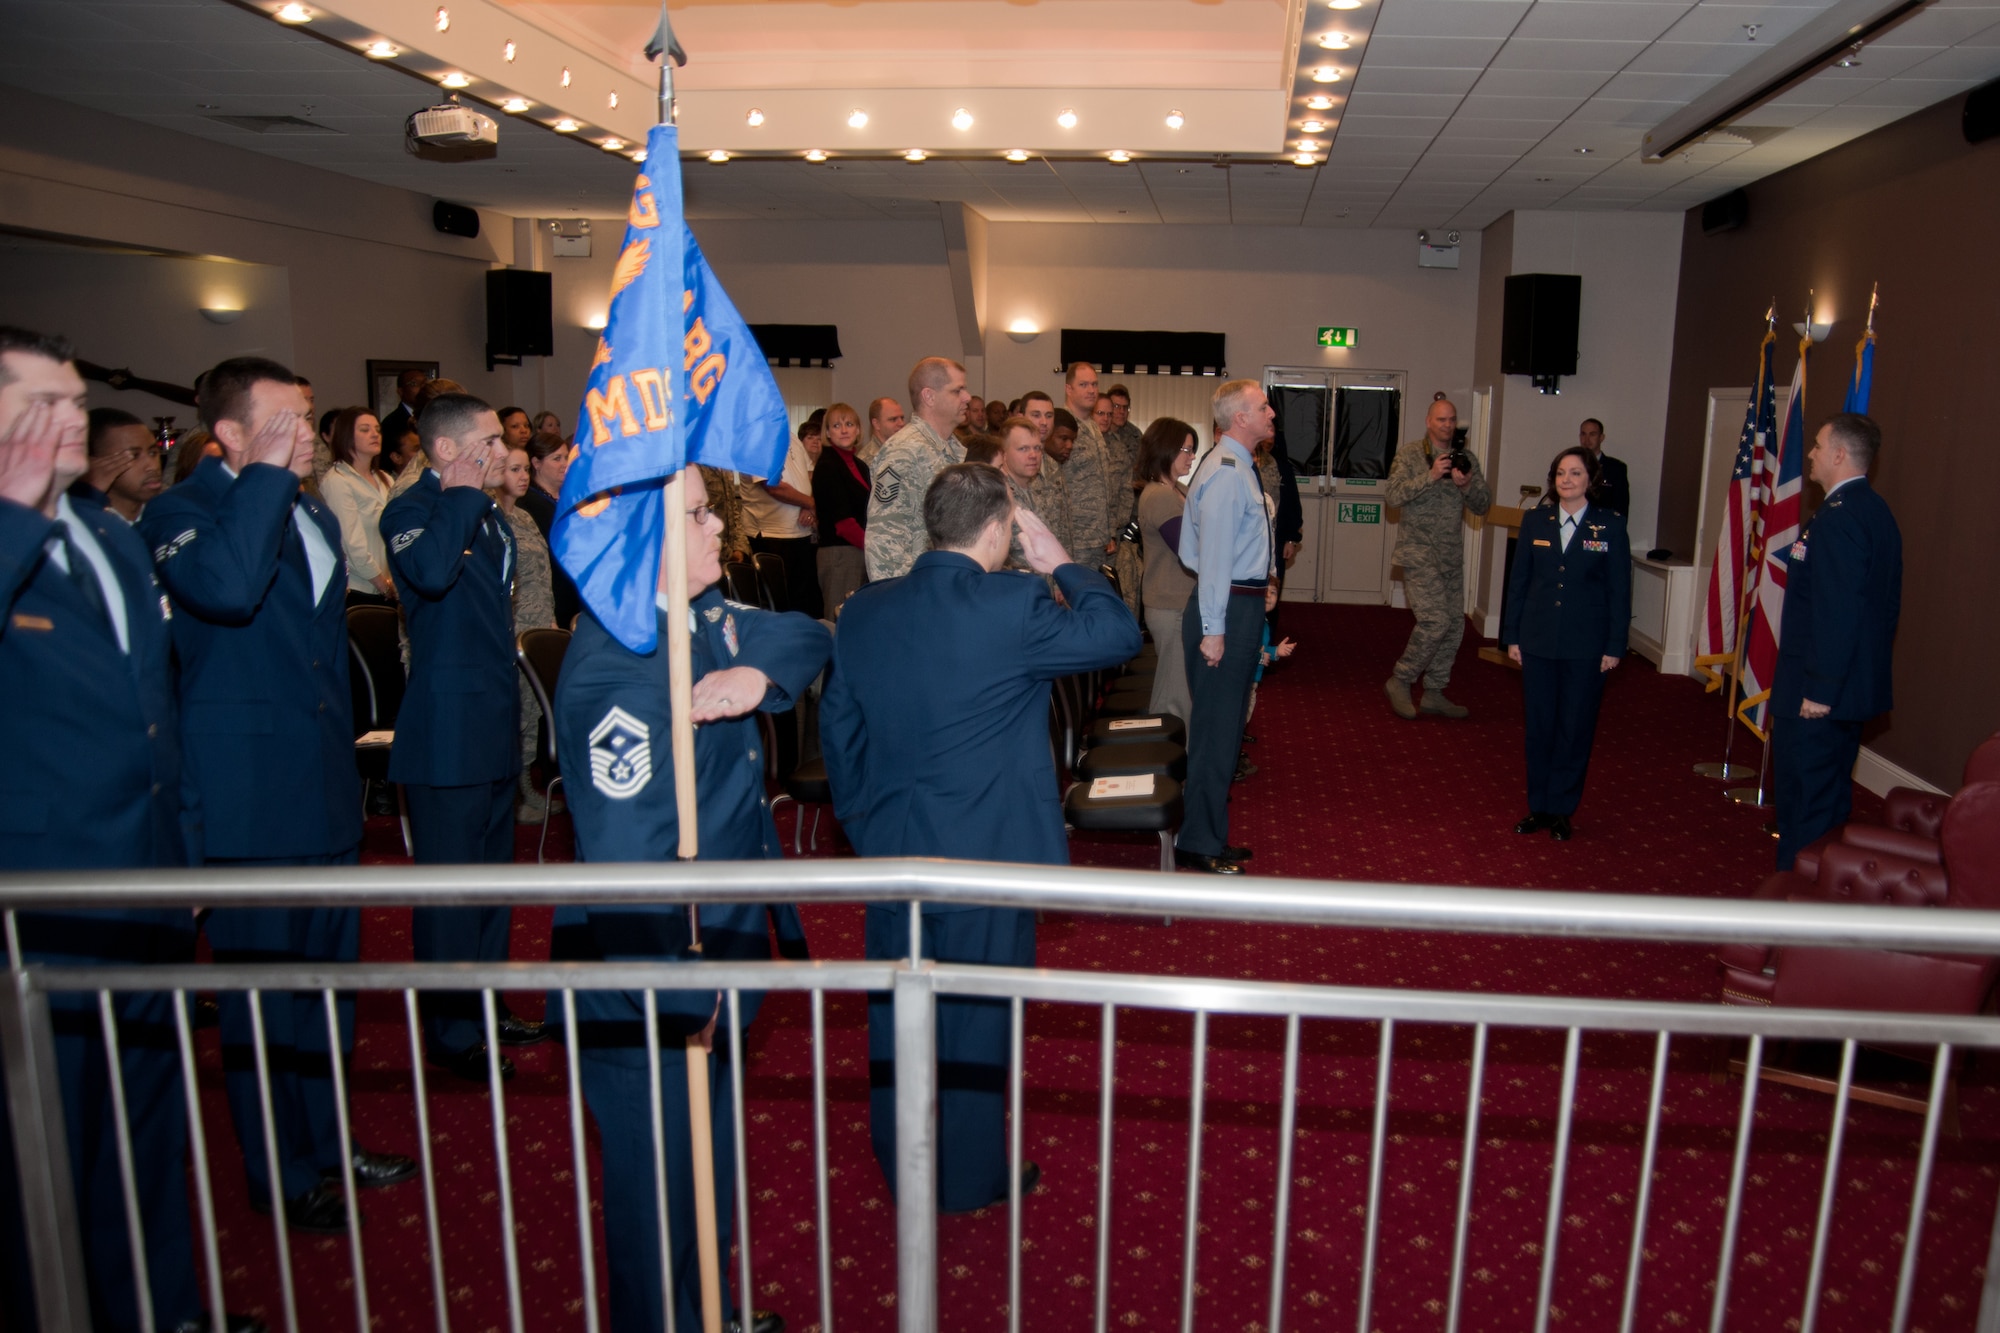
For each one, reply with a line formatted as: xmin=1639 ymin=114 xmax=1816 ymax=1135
xmin=1502 ymin=502 xmax=1632 ymax=661
xmin=820 ymin=553 xmax=1140 ymax=896
xmin=380 ymin=471 xmax=520 ymax=787
xmin=1774 ymin=477 xmax=1901 ymax=720
xmin=553 ymin=590 xmax=831 ymax=1057
xmin=139 ymin=457 xmax=360 ymax=860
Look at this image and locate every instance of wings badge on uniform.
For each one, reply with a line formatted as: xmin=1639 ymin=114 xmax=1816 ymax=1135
xmin=589 ymin=705 xmax=654 ymax=799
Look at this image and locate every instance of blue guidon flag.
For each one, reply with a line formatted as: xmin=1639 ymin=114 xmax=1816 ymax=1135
xmin=552 ymin=121 xmax=790 ymax=653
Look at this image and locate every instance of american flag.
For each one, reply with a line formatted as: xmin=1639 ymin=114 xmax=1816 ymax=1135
xmin=1737 ymin=334 xmax=1811 ymax=736
xmin=1693 ymin=321 xmax=1776 ymax=689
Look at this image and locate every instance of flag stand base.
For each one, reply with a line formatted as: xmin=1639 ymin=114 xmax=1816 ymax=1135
xmin=1725 ymin=786 xmax=1772 ymax=808
xmin=1694 ymin=761 xmax=1757 ymax=780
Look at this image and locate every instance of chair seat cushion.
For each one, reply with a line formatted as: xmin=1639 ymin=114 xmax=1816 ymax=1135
xmin=1077 ymin=742 xmax=1186 ymax=783
xmin=784 ymin=757 xmax=832 ymax=805
xmin=1097 ymin=691 xmax=1157 ymax=718
xmin=1087 ymin=715 xmax=1187 ymax=749
xmin=1065 ymin=776 xmax=1182 ymax=832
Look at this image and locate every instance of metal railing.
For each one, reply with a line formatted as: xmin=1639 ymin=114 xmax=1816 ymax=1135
xmin=3 ymin=859 xmax=1999 ymax=1333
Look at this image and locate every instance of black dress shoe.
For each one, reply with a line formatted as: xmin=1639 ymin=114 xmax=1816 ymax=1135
xmin=172 ymin=1314 xmax=268 ymax=1333
xmin=1233 ymin=755 xmax=1259 ymax=781
xmin=248 ymin=1181 xmax=353 ymax=1235
xmin=1514 ymin=812 xmax=1553 ymax=834
xmin=723 ymin=1313 xmax=786 ymax=1333
xmin=1548 ymin=815 xmax=1572 ymax=841
xmin=1175 ymin=850 xmax=1245 ymax=875
xmin=333 ymin=1147 xmax=417 ymax=1189
xmin=1223 ymin=845 xmax=1254 ymax=862
xmin=426 ymin=1042 xmax=516 ymax=1083
xmin=495 ymin=1015 xmax=549 ymax=1046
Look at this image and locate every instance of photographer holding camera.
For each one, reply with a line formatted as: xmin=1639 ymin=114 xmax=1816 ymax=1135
xmin=1384 ymin=395 xmax=1490 ymax=720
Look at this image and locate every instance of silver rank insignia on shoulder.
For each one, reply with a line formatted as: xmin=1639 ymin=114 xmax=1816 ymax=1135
xmin=723 ymin=613 xmax=739 ymax=658
xmin=1219 ymin=456 xmax=1237 ymax=467
xmin=153 ymin=529 xmax=196 ymax=563
xmin=390 ymin=528 xmax=424 ymax=554
xmin=724 ymin=599 xmax=758 ymax=614
xmin=589 ymin=706 xmax=653 ymax=799
xmin=703 ymin=606 xmax=724 ymax=624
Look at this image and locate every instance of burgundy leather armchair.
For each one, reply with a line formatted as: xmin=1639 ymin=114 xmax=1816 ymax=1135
xmin=1718 ymin=780 xmax=2000 ymax=1014
xmin=1793 ymin=731 xmax=2000 ymax=879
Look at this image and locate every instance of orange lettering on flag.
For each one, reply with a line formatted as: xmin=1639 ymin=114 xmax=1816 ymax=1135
xmin=629 ymin=179 xmax=659 ymax=230
xmin=684 ymin=317 xmax=712 ymax=370
xmin=577 ymin=494 xmax=613 ymax=518
xmin=631 ymin=369 xmax=671 ymax=430
xmin=586 ymin=376 xmax=641 ymax=444
xmin=689 ymin=353 xmax=726 ymax=405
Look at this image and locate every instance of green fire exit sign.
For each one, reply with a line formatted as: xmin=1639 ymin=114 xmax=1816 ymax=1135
xmin=1316 ymin=326 xmax=1358 ymax=348
xmin=1338 ymin=501 xmax=1381 ymax=524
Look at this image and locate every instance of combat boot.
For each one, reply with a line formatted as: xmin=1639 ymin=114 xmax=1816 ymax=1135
xmin=1384 ymin=676 xmax=1417 ymax=720
xmin=1420 ymin=690 xmax=1469 ymax=719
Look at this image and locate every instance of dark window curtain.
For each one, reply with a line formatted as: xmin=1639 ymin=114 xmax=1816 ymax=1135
xmin=1057 ymin=329 xmax=1226 ymax=377
xmin=748 ymin=324 xmax=843 ymax=368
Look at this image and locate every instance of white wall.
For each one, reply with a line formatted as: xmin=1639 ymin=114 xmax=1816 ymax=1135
xmin=1486 ymin=211 xmax=1684 ymax=552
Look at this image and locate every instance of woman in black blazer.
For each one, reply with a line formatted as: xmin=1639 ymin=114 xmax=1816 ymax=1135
xmin=1501 ymin=446 xmax=1632 ymax=840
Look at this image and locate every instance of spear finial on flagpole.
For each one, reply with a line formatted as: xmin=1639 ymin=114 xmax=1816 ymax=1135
xmin=1866 ymin=282 xmax=1879 ymax=334
xmin=1764 ymin=300 xmax=1775 ymax=328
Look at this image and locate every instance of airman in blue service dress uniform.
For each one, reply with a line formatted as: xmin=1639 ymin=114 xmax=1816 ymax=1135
xmin=555 ymin=478 xmax=827 ymax=1333
xmin=140 ymin=357 xmax=407 ymax=1235
xmin=0 ymin=328 xmax=258 ymax=1333
xmin=1175 ymin=381 xmax=1279 ymax=875
xmin=821 ymin=464 xmax=1140 ymax=1212
xmin=379 ymin=394 xmax=547 ymax=1075
xmin=1772 ymin=414 xmax=1902 ymax=870
xmin=1502 ymin=447 xmax=1632 ymax=841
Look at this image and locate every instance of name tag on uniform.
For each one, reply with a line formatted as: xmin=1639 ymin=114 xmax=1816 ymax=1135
xmin=1790 ymin=540 xmax=1807 ymax=562
xmin=1582 ymin=540 xmax=1609 ymax=553
xmin=1531 ymin=538 xmax=1551 ymax=547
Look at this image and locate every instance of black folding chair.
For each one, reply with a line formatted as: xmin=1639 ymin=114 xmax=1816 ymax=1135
xmin=516 ymin=627 xmax=572 ymax=864
xmin=345 ymin=604 xmax=411 ymax=856
xmin=725 ymin=558 xmax=759 ymax=606
xmin=750 ymin=551 xmax=789 ymax=614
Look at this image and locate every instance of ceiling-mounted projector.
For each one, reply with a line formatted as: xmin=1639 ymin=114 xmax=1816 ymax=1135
xmin=407 ymin=102 xmax=498 ymax=147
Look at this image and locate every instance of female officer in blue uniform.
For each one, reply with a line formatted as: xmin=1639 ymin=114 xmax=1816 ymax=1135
xmin=554 ymin=471 xmax=829 ymax=1333
xmin=1502 ymin=446 xmax=1631 ymax=841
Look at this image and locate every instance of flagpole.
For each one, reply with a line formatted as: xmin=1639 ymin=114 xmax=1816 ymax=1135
xmin=645 ymin=12 xmax=726 ymax=1333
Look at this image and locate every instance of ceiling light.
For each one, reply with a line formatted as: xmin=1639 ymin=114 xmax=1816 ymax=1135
xmin=848 ymin=109 xmax=869 ymax=128
xmin=1318 ymin=32 xmax=1351 ymax=49
xmin=1294 ymin=152 xmax=1318 ymax=167
xmin=553 ymin=118 xmax=578 ymax=133
xmin=904 ymin=148 xmax=927 ymax=162
xmin=1305 ymin=95 xmax=1336 ymax=110
xmin=439 ymin=72 xmax=471 ymax=89
xmin=1329 ymin=0 xmax=1362 ymax=8
xmin=363 ymin=39 xmax=397 ymax=59
xmin=274 ymin=3 xmax=312 ymax=23
xmin=434 ymin=7 xmax=449 ymax=32
xmin=1057 ymin=108 xmax=1078 ymax=130
xmin=501 ymin=96 xmax=531 ymax=114
xmin=746 ymin=108 xmax=765 ymax=127
xmin=601 ymin=138 xmax=624 ymax=151
xmin=632 ymin=148 xmax=647 ymax=162
xmin=503 ymin=39 xmax=516 ymax=62
xmin=1574 ymin=146 xmax=1593 ymax=154
xmin=1004 ymin=148 xmax=1030 ymax=162
xmin=952 ymin=108 xmax=974 ymax=131
xmin=1311 ymin=66 xmax=1343 ymax=83
xmin=708 ymin=149 xmax=730 ymax=163
xmin=1165 ymin=109 xmax=1184 ymax=130
xmin=607 ymin=91 xmax=619 ymax=109
xmin=1108 ymin=149 xmax=1131 ymax=163
xmin=561 ymin=67 xmax=572 ymax=88
xmin=804 ymin=148 xmax=827 ymax=162
xmin=1300 ymin=119 xmax=1326 ymax=133
xmin=1296 ymin=139 xmax=1321 ymax=151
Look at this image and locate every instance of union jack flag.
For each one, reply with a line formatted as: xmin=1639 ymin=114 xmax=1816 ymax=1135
xmin=1737 ymin=333 xmax=1811 ymax=736
xmin=1693 ymin=319 xmax=1776 ymax=689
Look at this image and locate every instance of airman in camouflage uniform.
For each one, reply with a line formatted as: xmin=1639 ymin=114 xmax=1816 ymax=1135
xmin=1383 ymin=397 xmax=1490 ymax=719
xmin=1031 ymin=448 xmax=1074 ymax=557
xmin=863 ymin=357 xmax=972 ymax=580
xmin=1062 ymin=364 xmax=1113 ymax=568
xmin=1103 ymin=390 xmax=1146 ymax=615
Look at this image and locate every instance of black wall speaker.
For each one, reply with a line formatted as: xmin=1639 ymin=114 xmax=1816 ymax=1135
xmin=486 ymin=270 xmax=553 ymax=359
xmin=1702 ymin=189 xmax=1749 ymax=236
xmin=432 ymin=200 xmax=481 ymax=238
xmin=1500 ymin=273 xmax=1581 ymax=378
xmin=1965 ymin=76 xmax=2000 ymax=143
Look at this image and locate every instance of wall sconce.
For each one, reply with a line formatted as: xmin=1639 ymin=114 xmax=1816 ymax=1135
xmin=583 ymin=312 xmax=608 ymax=331
xmin=1006 ymin=319 xmax=1040 ymax=343
xmin=1792 ymin=319 xmax=1834 ymax=343
xmin=200 ymin=306 xmax=244 ymax=325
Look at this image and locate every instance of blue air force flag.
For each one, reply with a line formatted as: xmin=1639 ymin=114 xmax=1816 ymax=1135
xmin=552 ymin=121 xmax=791 ymax=653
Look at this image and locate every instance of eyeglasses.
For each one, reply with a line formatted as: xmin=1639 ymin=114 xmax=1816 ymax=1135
xmin=1177 ymin=442 xmax=1198 ymax=454
xmin=686 ymin=504 xmax=714 ymax=524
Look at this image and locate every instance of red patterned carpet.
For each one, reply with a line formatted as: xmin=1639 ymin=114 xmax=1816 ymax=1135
xmin=183 ymin=603 xmax=1998 ymax=1333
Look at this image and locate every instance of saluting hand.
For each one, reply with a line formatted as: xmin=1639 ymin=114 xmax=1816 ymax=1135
xmin=690 ymin=665 xmax=771 ymax=724
xmin=438 ymin=442 xmax=493 ymax=490
xmin=0 ymin=401 xmax=64 ymax=513
xmin=1016 ymin=507 xmax=1070 ymax=575
xmin=249 ymin=409 xmax=302 ymax=470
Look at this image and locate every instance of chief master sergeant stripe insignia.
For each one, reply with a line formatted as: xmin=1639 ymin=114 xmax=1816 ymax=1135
xmin=589 ymin=705 xmax=653 ymax=799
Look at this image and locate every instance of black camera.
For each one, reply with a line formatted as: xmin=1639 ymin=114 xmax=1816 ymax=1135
xmin=1445 ymin=426 xmax=1473 ymax=475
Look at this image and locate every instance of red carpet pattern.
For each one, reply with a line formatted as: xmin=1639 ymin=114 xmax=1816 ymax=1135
xmin=181 ymin=604 xmax=1995 ymax=1332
